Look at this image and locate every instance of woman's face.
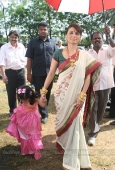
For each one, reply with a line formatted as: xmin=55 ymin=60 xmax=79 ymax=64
xmin=66 ymin=27 xmax=81 ymax=45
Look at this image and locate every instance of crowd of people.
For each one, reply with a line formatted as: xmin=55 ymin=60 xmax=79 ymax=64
xmin=0 ymin=21 xmax=115 ymax=170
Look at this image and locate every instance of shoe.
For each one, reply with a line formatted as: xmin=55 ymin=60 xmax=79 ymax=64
xmin=41 ymin=117 xmax=48 ymax=124
xmin=87 ymin=137 xmax=96 ymax=146
xmin=34 ymin=152 xmax=41 ymax=160
xmin=9 ymin=112 xmax=13 ymax=116
xmin=104 ymin=114 xmax=115 ymax=118
xmin=31 ymin=85 xmax=35 ymax=89
xmin=110 ymin=121 xmax=115 ymax=125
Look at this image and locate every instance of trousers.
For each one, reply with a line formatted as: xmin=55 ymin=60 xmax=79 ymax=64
xmin=88 ymin=89 xmax=110 ymax=138
xmin=5 ymin=68 xmax=25 ymax=113
xmin=109 ymin=68 xmax=115 ymax=117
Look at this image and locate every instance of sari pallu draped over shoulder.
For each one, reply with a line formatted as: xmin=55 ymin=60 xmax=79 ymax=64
xmin=54 ymin=50 xmax=101 ymax=170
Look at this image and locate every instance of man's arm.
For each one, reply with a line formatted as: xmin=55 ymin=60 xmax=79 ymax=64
xmin=109 ymin=38 xmax=115 ymax=48
xmin=0 ymin=45 xmax=8 ymax=84
xmin=26 ymin=58 xmax=33 ymax=82
xmin=1 ymin=66 xmax=8 ymax=84
xmin=104 ymin=25 xmax=115 ymax=47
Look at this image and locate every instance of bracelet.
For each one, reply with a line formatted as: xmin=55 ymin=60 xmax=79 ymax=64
xmin=40 ymin=87 xmax=48 ymax=94
xmin=79 ymin=92 xmax=87 ymax=101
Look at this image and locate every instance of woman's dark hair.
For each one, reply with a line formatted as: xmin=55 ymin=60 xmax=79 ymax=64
xmin=65 ymin=23 xmax=82 ymax=35
xmin=91 ymin=31 xmax=103 ymax=40
xmin=9 ymin=30 xmax=19 ymax=37
xmin=17 ymin=85 xmax=40 ymax=105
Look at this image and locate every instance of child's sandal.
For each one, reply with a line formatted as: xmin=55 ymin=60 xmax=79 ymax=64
xmin=34 ymin=152 xmax=41 ymax=160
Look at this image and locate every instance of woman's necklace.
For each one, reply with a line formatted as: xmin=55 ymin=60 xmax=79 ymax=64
xmin=66 ymin=46 xmax=78 ymax=67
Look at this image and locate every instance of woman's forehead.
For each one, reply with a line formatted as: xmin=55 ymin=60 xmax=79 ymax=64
xmin=67 ymin=27 xmax=78 ymax=33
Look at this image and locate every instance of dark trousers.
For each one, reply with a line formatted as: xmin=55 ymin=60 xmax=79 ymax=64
xmin=109 ymin=68 xmax=115 ymax=117
xmin=33 ymin=76 xmax=53 ymax=119
xmin=5 ymin=69 xmax=25 ymax=113
xmin=88 ymin=89 xmax=110 ymax=138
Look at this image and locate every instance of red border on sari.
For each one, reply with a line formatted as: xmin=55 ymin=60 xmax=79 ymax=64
xmin=83 ymin=61 xmax=101 ymax=126
xmin=56 ymin=142 xmax=64 ymax=156
xmin=56 ymin=60 xmax=101 ymax=136
xmin=57 ymin=108 xmax=80 ymax=137
xmin=86 ymin=62 xmax=101 ymax=77
xmin=58 ymin=51 xmax=79 ymax=71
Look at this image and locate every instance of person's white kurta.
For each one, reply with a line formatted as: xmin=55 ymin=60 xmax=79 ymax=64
xmin=89 ymin=45 xmax=115 ymax=91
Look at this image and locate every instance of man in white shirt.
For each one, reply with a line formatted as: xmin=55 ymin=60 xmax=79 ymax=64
xmin=57 ymin=40 xmax=64 ymax=49
xmin=87 ymin=26 xmax=115 ymax=146
xmin=0 ymin=30 xmax=26 ymax=115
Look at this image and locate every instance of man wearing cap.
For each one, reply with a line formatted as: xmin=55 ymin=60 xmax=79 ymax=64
xmin=0 ymin=30 xmax=26 ymax=115
xmin=26 ymin=22 xmax=57 ymax=124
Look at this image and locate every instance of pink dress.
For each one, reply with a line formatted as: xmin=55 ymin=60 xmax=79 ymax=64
xmin=6 ymin=103 xmax=44 ymax=155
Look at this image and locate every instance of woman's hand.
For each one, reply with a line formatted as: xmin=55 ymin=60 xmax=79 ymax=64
xmin=74 ymin=98 xmax=84 ymax=109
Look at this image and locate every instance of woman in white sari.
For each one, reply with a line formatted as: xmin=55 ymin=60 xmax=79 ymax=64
xmin=40 ymin=24 xmax=101 ymax=170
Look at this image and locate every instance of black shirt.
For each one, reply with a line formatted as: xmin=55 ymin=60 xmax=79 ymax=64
xmin=26 ymin=36 xmax=57 ymax=76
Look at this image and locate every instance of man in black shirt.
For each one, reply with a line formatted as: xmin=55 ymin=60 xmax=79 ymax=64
xmin=26 ymin=22 xmax=57 ymax=123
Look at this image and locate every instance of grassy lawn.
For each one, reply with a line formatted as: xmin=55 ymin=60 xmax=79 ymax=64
xmin=0 ymin=78 xmax=115 ymax=170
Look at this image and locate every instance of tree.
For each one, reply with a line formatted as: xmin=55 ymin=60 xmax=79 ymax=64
xmin=0 ymin=0 xmax=109 ymax=45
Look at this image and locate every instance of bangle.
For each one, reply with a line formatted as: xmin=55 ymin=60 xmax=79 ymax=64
xmin=40 ymin=87 xmax=48 ymax=94
xmin=79 ymin=92 xmax=87 ymax=101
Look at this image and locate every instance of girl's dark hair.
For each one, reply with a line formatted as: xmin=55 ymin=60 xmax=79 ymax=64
xmin=66 ymin=23 xmax=82 ymax=35
xmin=17 ymin=85 xmax=40 ymax=105
xmin=91 ymin=31 xmax=103 ymax=40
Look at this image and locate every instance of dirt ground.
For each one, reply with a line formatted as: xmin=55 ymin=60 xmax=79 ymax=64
xmin=0 ymin=82 xmax=115 ymax=170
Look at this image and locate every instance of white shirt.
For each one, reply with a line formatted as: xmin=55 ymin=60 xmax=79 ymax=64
xmin=88 ymin=45 xmax=115 ymax=91
xmin=57 ymin=45 xmax=65 ymax=49
xmin=0 ymin=42 xmax=27 ymax=70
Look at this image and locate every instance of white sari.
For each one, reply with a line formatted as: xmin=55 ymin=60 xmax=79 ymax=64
xmin=54 ymin=50 xmax=101 ymax=170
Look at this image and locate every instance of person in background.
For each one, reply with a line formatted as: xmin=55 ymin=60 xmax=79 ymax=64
xmin=24 ymin=43 xmax=35 ymax=89
xmin=56 ymin=40 xmax=65 ymax=75
xmin=0 ymin=30 xmax=26 ymax=116
xmin=26 ymin=21 xmax=57 ymax=124
xmin=85 ymin=46 xmax=90 ymax=51
xmin=0 ymin=44 xmax=3 ymax=79
xmin=87 ymin=26 xmax=115 ymax=146
xmin=57 ymin=39 xmax=64 ymax=49
xmin=6 ymin=85 xmax=47 ymax=160
xmin=40 ymin=23 xmax=101 ymax=170
xmin=104 ymin=23 xmax=115 ymax=121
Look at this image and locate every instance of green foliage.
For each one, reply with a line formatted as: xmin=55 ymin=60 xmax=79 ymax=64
xmin=0 ymin=0 xmax=115 ymax=45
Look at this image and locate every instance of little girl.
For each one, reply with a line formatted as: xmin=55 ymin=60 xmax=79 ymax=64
xmin=6 ymin=85 xmax=47 ymax=160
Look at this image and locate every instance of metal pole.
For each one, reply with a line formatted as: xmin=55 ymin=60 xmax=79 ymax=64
xmin=102 ymin=0 xmax=109 ymax=44
xmin=47 ymin=5 xmax=51 ymax=39
xmin=102 ymin=0 xmax=106 ymax=24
